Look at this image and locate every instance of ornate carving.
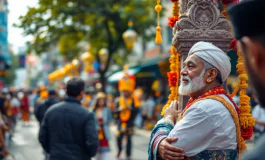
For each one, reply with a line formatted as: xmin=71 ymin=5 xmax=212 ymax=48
xmin=174 ymin=40 xmax=231 ymax=56
xmin=180 ymin=0 xmax=188 ymax=14
xmin=173 ymin=0 xmax=232 ymax=50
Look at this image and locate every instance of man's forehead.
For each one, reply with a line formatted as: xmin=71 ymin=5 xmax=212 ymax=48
xmin=184 ymin=54 xmax=202 ymax=64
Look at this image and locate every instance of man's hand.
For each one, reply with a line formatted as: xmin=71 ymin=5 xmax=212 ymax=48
xmin=164 ymin=100 xmax=181 ymax=122
xmin=158 ymin=137 xmax=184 ymax=160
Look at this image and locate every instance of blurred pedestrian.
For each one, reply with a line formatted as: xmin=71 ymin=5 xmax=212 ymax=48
xmin=145 ymin=95 xmax=156 ymax=130
xmin=20 ymin=91 xmax=30 ymax=125
xmin=0 ymin=112 xmax=9 ymax=159
xmin=0 ymin=89 xmax=10 ymax=159
xmin=228 ymin=0 xmax=265 ymax=159
xmin=114 ymin=67 xmax=140 ymax=160
xmin=82 ymin=90 xmax=92 ymax=110
xmin=58 ymin=88 xmax=66 ymax=101
xmin=93 ymin=92 xmax=112 ymax=160
xmin=10 ymin=92 xmax=20 ymax=129
xmin=39 ymin=77 xmax=98 ymax=160
xmin=252 ymin=104 xmax=265 ymax=141
xmin=35 ymin=90 xmax=58 ymax=124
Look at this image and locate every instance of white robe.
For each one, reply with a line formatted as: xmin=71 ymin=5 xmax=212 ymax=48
xmin=159 ymin=94 xmax=237 ymax=157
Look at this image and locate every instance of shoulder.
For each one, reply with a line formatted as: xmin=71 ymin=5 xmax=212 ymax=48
xmin=190 ymin=95 xmax=233 ymax=114
xmin=45 ymin=101 xmax=64 ymax=114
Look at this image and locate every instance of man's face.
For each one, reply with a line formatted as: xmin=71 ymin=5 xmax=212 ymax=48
xmin=179 ymin=55 xmax=207 ymax=96
xmin=238 ymin=39 xmax=265 ymax=107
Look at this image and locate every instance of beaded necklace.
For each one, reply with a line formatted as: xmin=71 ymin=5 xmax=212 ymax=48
xmin=178 ymin=86 xmax=240 ymax=121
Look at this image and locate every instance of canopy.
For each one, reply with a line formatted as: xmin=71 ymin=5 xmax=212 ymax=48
xmin=107 ymin=67 xmax=141 ymax=83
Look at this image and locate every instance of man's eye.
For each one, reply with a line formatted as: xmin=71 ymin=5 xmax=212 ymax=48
xmin=188 ymin=65 xmax=193 ymax=68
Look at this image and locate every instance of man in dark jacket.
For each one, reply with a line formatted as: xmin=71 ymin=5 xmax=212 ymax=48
xmin=39 ymin=77 xmax=99 ymax=160
xmin=228 ymin=0 xmax=265 ymax=159
xmin=35 ymin=90 xmax=58 ymax=124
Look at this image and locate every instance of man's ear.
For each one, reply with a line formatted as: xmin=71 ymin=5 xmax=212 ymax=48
xmin=206 ymin=68 xmax=218 ymax=83
xmin=241 ymin=37 xmax=263 ymax=73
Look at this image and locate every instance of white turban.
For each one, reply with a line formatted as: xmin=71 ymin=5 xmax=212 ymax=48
xmin=188 ymin=41 xmax=231 ymax=83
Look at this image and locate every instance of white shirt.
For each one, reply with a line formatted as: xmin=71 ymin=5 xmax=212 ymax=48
xmin=252 ymin=105 xmax=265 ymax=132
xmin=165 ymin=94 xmax=237 ymax=156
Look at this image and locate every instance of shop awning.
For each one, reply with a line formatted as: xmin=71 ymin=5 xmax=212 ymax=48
xmin=108 ymin=67 xmax=141 ymax=83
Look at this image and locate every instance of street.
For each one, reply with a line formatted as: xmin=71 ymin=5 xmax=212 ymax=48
xmin=9 ymin=116 xmax=254 ymax=160
xmin=9 ymin=116 xmax=150 ymax=160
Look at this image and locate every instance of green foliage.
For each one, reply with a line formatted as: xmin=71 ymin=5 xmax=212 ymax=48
xmin=16 ymin=0 xmax=156 ymax=62
xmin=2 ymin=53 xmax=19 ymax=85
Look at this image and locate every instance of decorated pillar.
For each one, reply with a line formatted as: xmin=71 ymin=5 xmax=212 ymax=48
xmin=173 ymin=0 xmax=233 ymax=109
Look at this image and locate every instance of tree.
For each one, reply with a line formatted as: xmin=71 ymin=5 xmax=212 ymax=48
xmin=16 ymin=0 xmax=156 ymax=90
xmin=2 ymin=52 xmax=19 ymax=85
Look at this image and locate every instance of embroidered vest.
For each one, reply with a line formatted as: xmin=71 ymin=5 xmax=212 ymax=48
xmin=189 ymin=150 xmax=238 ymax=160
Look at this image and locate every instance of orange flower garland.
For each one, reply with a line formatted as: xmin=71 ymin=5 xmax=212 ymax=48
xmin=236 ymin=50 xmax=256 ymax=140
xmin=161 ymin=46 xmax=180 ymax=116
xmin=168 ymin=0 xmax=180 ymax=28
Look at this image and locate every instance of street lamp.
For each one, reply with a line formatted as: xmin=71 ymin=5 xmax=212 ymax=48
xmin=123 ymin=20 xmax=137 ymax=50
xmin=71 ymin=59 xmax=80 ymax=68
xmin=98 ymin=48 xmax=109 ymax=70
xmin=99 ymin=48 xmax=109 ymax=63
xmin=71 ymin=59 xmax=80 ymax=76
xmin=81 ymin=52 xmax=94 ymax=63
xmin=81 ymin=52 xmax=94 ymax=72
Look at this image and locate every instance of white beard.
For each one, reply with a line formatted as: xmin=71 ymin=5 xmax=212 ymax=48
xmin=179 ymin=69 xmax=206 ymax=96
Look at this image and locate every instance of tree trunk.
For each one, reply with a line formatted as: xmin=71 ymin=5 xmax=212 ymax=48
xmin=99 ymin=71 xmax=106 ymax=92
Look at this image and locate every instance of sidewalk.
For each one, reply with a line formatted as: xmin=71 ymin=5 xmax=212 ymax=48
xmin=9 ymin=118 xmax=44 ymax=160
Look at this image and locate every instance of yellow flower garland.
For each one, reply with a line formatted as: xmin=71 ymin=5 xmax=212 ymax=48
xmin=236 ymin=50 xmax=256 ymax=130
xmin=172 ymin=1 xmax=180 ymax=18
xmin=161 ymin=46 xmax=180 ymax=116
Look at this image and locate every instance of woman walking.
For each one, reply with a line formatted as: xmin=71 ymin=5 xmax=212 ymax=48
xmin=93 ymin=92 xmax=112 ymax=160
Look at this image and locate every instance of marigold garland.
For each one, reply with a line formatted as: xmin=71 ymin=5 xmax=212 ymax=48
xmin=161 ymin=46 xmax=180 ymax=116
xmin=167 ymin=72 xmax=178 ymax=87
xmin=168 ymin=17 xmax=179 ymax=28
xmin=236 ymin=50 xmax=256 ymax=140
xmin=168 ymin=0 xmax=180 ymax=28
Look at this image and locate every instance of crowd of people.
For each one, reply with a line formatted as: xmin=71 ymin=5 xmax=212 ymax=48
xmin=1 ymin=0 xmax=265 ymax=160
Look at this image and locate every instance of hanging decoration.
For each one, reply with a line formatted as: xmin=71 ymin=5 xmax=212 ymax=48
xmin=168 ymin=0 xmax=180 ymax=28
xmin=155 ymin=0 xmax=162 ymax=44
xmin=236 ymin=50 xmax=255 ymax=140
xmin=161 ymin=46 xmax=180 ymax=116
xmin=160 ymin=0 xmax=181 ymax=115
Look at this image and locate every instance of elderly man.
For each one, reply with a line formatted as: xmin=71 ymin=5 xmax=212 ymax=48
xmin=148 ymin=41 xmax=240 ymax=160
xmin=228 ymin=0 xmax=265 ymax=159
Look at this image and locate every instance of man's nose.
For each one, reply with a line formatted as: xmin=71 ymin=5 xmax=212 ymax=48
xmin=180 ymin=67 xmax=188 ymax=76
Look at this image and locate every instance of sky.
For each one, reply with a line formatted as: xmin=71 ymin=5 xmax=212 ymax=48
xmin=8 ymin=0 xmax=38 ymax=52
